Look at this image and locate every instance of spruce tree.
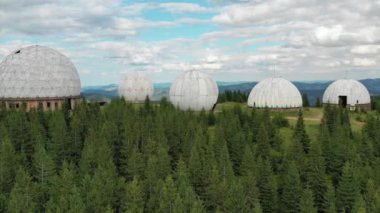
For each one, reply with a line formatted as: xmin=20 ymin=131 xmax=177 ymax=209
xmin=299 ymin=187 xmax=317 ymax=213
xmin=175 ymin=159 xmax=199 ymax=212
xmin=0 ymin=135 xmax=16 ymax=194
xmin=315 ymin=97 xmax=321 ymax=107
xmin=256 ymin=124 xmax=270 ymax=159
xmin=240 ymin=144 xmax=256 ymax=177
xmin=352 ymin=194 xmax=367 ymax=213
xmin=205 ymin=166 xmax=223 ymax=211
xmin=46 ymin=162 xmax=85 ymax=213
xmin=0 ymin=135 xmax=16 ymax=211
xmin=336 ymin=162 xmax=358 ymax=212
xmin=158 ymin=176 xmax=184 ymax=213
xmin=307 ymin=142 xmax=328 ymax=212
xmin=225 ymin=178 xmax=249 ymax=213
xmin=32 ymin=143 xmax=56 ymax=211
xmin=325 ymin=179 xmax=337 ymax=213
xmin=257 ymin=158 xmax=275 ymax=213
xmin=302 ymin=94 xmax=310 ymax=107
xmin=33 ymin=143 xmax=55 ymax=186
xmin=8 ymin=168 xmax=36 ymax=212
xmin=281 ymin=161 xmax=301 ymax=213
xmin=125 ymin=146 xmax=145 ymax=180
xmin=49 ymin=112 xmax=69 ymax=166
xmin=294 ymin=110 xmax=310 ymax=153
xmin=122 ymin=176 xmax=145 ymax=213
xmin=217 ymin=141 xmax=234 ymax=183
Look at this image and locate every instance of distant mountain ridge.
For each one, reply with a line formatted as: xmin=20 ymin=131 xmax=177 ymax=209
xmin=82 ymin=78 xmax=380 ymax=104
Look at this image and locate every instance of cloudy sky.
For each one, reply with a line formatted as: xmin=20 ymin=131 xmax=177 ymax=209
xmin=0 ymin=0 xmax=379 ymax=86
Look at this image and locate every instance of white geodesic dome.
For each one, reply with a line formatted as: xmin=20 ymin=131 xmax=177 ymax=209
xmin=0 ymin=45 xmax=81 ymax=99
xmin=118 ymin=72 xmax=154 ymax=103
xmin=247 ymin=78 xmax=302 ymax=108
xmin=169 ymin=70 xmax=218 ymax=111
xmin=322 ymin=79 xmax=370 ymax=106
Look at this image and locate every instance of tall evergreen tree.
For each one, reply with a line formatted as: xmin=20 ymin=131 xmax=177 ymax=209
xmin=256 ymin=125 xmax=270 ymax=159
xmin=49 ymin=112 xmax=69 ymax=166
xmin=122 ymin=176 xmax=145 ymax=213
xmin=257 ymin=158 xmax=275 ymax=213
xmin=307 ymin=142 xmax=329 ymax=212
xmin=281 ymin=161 xmax=301 ymax=213
xmin=224 ymin=179 xmax=249 ymax=213
xmin=0 ymin=135 xmax=16 ymax=211
xmin=8 ymin=168 xmax=36 ymax=213
xmin=299 ymin=187 xmax=317 ymax=213
xmin=158 ymin=176 xmax=184 ymax=213
xmin=315 ymin=97 xmax=322 ymax=107
xmin=352 ymin=194 xmax=367 ymax=213
xmin=336 ymin=162 xmax=358 ymax=212
xmin=302 ymin=94 xmax=310 ymax=107
xmin=294 ymin=110 xmax=310 ymax=153
xmin=32 ymin=143 xmax=56 ymax=211
xmin=46 ymin=162 xmax=85 ymax=213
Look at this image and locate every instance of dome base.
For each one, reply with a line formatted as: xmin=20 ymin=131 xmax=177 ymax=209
xmin=0 ymin=96 xmax=82 ymax=111
xmin=248 ymin=106 xmax=302 ymax=112
xmin=323 ymin=103 xmax=371 ymax=111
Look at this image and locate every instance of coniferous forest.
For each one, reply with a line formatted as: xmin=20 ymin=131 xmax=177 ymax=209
xmin=0 ymin=98 xmax=380 ymax=213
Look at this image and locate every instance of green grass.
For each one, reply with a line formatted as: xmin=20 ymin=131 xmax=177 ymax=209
xmin=215 ymin=102 xmax=372 ymax=141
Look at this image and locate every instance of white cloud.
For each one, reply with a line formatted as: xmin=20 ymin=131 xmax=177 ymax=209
xmin=159 ymin=3 xmax=211 ymax=13
xmin=352 ymin=58 xmax=377 ymax=67
xmin=351 ymin=45 xmax=380 ymax=54
xmin=1 ymin=0 xmax=380 ymax=84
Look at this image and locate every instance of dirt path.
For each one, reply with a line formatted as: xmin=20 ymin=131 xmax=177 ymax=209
xmin=285 ymin=116 xmax=322 ymax=122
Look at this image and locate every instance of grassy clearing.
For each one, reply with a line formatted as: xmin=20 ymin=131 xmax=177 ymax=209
xmin=215 ymin=102 xmax=374 ymax=141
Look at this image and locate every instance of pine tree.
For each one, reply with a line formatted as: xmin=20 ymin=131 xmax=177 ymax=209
xmin=257 ymin=158 xmax=275 ymax=213
xmin=315 ymin=97 xmax=322 ymax=107
xmin=0 ymin=135 xmax=17 ymax=211
xmin=281 ymin=161 xmax=301 ymax=213
xmin=0 ymin=135 xmax=16 ymax=193
xmin=8 ymin=168 xmax=36 ymax=213
xmin=256 ymin=125 xmax=270 ymax=159
xmin=240 ymin=144 xmax=256 ymax=177
xmin=49 ymin=112 xmax=69 ymax=166
xmin=299 ymin=187 xmax=317 ymax=213
xmin=336 ymin=162 xmax=358 ymax=212
xmin=325 ymin=179 xmax=337 ymax=213
xmin=217 ymin=141 xmax=234 ymax=183
xmin=190 ymin=199 xmax=206 ymax=213
xmin=205 ymin=166 xmax=223 ymax=211
xmin=79 ymin=129 xmax=114 ymax=175
xmin=253 ymin=200 xmax=263 ymax=213
xmin=158 ymin=176 xmax=184 ymax=213
xmin=307 ymin=142 xmax=328 ymax=212
xmin=125 ymin=146 xmax=145 ymax=180
xmin=82 ymin=164 xmax=119 ymax=213
xmin=294 ymin=110 xmax=310 ymax=153
xmin=46 ymin=162 xmax=85 ymax=213
xmin=175 ymin=159 xmax=199 ymax=212
xmin=363 ymin=179 xmax=378 ymax=213
xmin=302 ymin=94 xmax=310 ymax=107
xmin=352 ymin=194 xmax=367 ymax=213
xmin=32 ymin=143 xmax=56 ymax=211
xmin=224 ymin=178 xmax=249 ymax=213
xmin=122 ymin=176 xmax=145 ymax=213
xmin=33 ymin=143 xmax=55 ymax=185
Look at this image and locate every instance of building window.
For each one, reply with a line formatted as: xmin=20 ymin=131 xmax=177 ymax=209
xmin=47 ymin=102 xmax=51 ymax=108
xmin=16 ymin=103 xmax=19 ymax=108
xmin=55 ymin=102 xmax=58 ymax=108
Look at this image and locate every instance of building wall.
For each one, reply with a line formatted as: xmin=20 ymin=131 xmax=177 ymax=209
xmin=323 ymin=103 xmax=371 ymax=111
xmin=1 ymin=97 xmax=81 ymax=111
